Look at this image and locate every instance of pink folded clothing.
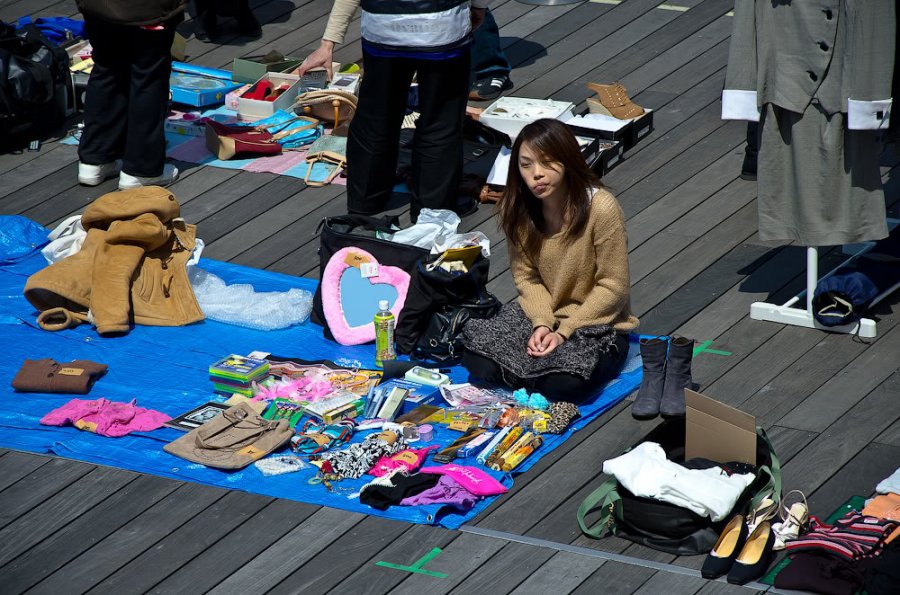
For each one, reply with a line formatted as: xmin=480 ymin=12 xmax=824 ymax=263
xmin=40 ymin=398 xmax=171 ymax=437
xmin=419 ymin=464 xmax=508 ymax=496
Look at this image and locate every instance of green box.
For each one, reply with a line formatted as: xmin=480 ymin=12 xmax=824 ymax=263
xmin=232 ymin=56 xmax=304 ymax=84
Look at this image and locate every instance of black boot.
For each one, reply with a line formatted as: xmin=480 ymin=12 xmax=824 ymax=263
xmin=660 ymin=336 xmax=693 ymax=418
xmin=632 ymin=337 xmax=667 ymax=419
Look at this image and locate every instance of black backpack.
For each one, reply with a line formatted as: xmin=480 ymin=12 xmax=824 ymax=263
xmin=0 ymin=22 xmax=69 ymax=150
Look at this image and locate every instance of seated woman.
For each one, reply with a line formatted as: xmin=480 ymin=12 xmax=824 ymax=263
xmin=463 ymin=118 xmax=638 ymax=402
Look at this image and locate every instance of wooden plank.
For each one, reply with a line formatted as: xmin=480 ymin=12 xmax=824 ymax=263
xmin=508 ymin=550 xmax=605 ymax=595
xmin=875 ymin=419 xmax=900 ymax=447
xmin=516 ymin=2 xmax=681 ymax=102
xmin=202 ymin=183 xmax=344 ymax=262
xmin=0 ymin=474 xmax=179 ymax=594
xmin=565 ymin=0 xmax=734 ymax=101
xmin=148 ymin=498 xmax=320 ymax=594
xmin=605 ymin=89 xmax=728 ymax=200
xmin=629 ymin=180 xmax=756 ymax=283
xmin=632 ymin=571 xmax=706 ymax=595
xmin=496 ymin=2 xmax=577 ymax=50
xmin=631 ymin=203 xmax=760 ymax=318
xmin=568 ymin=560 xmax=655 ymax=595
xmin=329 ymin=526 xmax=459 ymax=595
xmin=180 ymin=171 xmax=279 ymax=224
xmin=778 ymin=369 xmax=900 ymax=498
xmin=620 ymin=15 xmax=733 ymax=97
xmin=0 ymin=457 xmax=96 ymax=531
xmin=448 ymin=541 xmax=556 ymax=595
xmin=701 ymin=325 xmax=825 ymax=409
xmin=617 ymin=120 xmax=745 ymax=219
xmin=776 ymin=325 xmax=900 ymax=432
xmin=388 ymin=532 xmax=507 ymax=595
xmin=0 ymin=451 xmax=50 ymax=492
xmin=696 ymin=581 xmax=764 ymax=595
xmin=0 ymin=145 xmax=78 ymax=206
xmin=28 ymin=482 xmax=228 ymax=595
xmin=740 ymin=317 xmax=899 ymax=427
xmin=193 ymin=175 xmax=303 ymax=243
xmin=0 ymin=466 xmax=136 ymax=565
xmin=265 ymin=515 xmax=415 ymax=595
xmin=88 ymin=490 xmax=274 ymax=594
xmin=627 ymin=150 xmax=744 ymax=249
xmin=206 ymin=506 xmax=364 ymax=594
xmin=254 ymin=198 xmax=351 ymax=274
xmin=806 ymin=442 xmax=900 ymax=521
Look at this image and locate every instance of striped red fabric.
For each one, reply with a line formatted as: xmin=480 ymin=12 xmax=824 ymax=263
xmin=784 ymin=512 xmax=899 ymax=561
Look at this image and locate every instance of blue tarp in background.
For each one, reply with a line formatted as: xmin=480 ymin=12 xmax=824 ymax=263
xmin=0 ymin=216 xmax=641 ymax=529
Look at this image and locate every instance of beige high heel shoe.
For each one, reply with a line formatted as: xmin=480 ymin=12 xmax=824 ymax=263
xmin=585 ymin=82 xmax=645 ymax=120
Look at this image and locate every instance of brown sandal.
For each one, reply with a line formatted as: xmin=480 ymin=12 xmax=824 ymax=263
xmin=585 ymin=82 xmax=645 ymax=120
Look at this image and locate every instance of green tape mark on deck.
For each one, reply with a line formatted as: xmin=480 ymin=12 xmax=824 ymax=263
xmin=693 ymin=340 xmax=732 ymax=357
xmin=376 ymin=547 xmax=448 ymax=578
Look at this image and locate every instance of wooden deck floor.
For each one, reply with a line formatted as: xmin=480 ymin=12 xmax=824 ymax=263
xmin=1 ymin=0 xmax=899 ymax=593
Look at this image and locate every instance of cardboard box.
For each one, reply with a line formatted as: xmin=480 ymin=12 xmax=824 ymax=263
xmin=481 ymin=96 xmax=575 ymax=139
xmin=565 ymin=113 xmax=632 ymax=143
xmin=623 ymin=109 xmax=654 ymax=151
xmin=237 ymin=72 xmax=301 ymax=121
xmin=225 ymin=83 xmax=252 ymax=111
xmin=685 ymin=389 xmax=757 ymax=466
xmin=232 ymin=56 xmax=304 ymax=84
xmin=170 ymin=62 xmax=243 ymax=108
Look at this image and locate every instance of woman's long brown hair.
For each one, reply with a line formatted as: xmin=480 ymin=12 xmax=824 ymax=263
xmin=498 ymin=118 xmax=602 ymax=256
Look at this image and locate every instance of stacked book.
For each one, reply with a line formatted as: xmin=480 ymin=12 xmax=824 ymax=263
xmin=209 ymin=354 xmax=270 ymax=397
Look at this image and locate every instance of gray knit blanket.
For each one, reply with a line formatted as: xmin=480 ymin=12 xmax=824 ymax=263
xmin=463 ymin=301 xmax=616 ymax=380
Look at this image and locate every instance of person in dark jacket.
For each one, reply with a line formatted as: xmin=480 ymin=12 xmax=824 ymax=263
xmin=75 ymin=0 xmax=185 ymax=190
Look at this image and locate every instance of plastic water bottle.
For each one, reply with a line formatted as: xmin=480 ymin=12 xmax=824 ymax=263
xmin=374 ymin=299 xmax=396 ymax=368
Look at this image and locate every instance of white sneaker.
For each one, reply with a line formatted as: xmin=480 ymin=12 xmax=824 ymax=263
xmin=118 ymin=164 xmax=180 ymax=190
xmin=78 ymin=161 xmax=122 ymax=186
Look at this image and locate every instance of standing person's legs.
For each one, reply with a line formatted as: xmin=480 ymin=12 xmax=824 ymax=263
xmin=346 ymin=53 xmax=414 ymax=214
xmin=78 ymin=16 xmax=129 ymax=168
xmin=412 ymin=50 xmax=470 ymax=220
xmin=471 ymin=8 xmax=510 ymax=80
xmin=122 ymin=21 xmax=178 ymax=178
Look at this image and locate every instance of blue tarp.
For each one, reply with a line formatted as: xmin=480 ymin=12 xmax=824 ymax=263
xmin=0 ymin=216 xmax=641 ymax=529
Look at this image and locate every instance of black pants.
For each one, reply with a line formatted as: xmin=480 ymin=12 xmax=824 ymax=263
xmin=347 ymin=49 xmax=470 ymax=221
xmin=78 ymin=15 xmax=177 ymax=177
xmin=463 ymin=332 xmax=630 ymax=403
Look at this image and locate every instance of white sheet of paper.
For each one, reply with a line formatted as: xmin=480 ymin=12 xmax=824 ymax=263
xmin=561 ymin=112 xmax=631 ymax=132
xmin=487 ymin=145 xmax=512 ymax=185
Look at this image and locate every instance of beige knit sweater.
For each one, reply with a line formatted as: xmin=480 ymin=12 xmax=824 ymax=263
xmin=511 ymin=188 xmax=639 ymax=338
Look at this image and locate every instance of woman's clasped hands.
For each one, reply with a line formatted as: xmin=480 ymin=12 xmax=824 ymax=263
xmin=527 ymin=326 xmax=565 ymax=357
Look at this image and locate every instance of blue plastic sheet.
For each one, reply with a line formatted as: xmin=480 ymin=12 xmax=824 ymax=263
xmin=0 ymin=217 xmax=641 ymax=529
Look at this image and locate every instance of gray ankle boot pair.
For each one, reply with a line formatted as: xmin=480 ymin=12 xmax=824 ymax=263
xmin=632 ymin=336 xmax=693 ymax=419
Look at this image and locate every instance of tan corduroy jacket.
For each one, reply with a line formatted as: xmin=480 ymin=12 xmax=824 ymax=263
xmin=24 ymin=186 xmax=204 ymax=335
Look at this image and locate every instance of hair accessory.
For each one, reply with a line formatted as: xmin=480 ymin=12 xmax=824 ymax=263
xmin=513 ymin=388 xmax=550 ymax=411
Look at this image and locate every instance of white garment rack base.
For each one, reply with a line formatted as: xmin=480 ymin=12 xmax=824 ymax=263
xmin=751 ymin=231 xmax=900 ymax=338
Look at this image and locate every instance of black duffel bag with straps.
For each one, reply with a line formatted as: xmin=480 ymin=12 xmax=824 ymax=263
xmin=577 ymin=420 xmax=781 ymax=556
xmin=311 ymin=214 xmax=429 ymax=338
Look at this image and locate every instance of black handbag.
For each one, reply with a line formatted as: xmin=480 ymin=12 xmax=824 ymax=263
xmin=577 ymin=420 xmax=782 ymax=556
xmin=395 ymin=252 xmax=500 ymax=363
xmin=311 ymin=215 xmax=429 ymax=338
